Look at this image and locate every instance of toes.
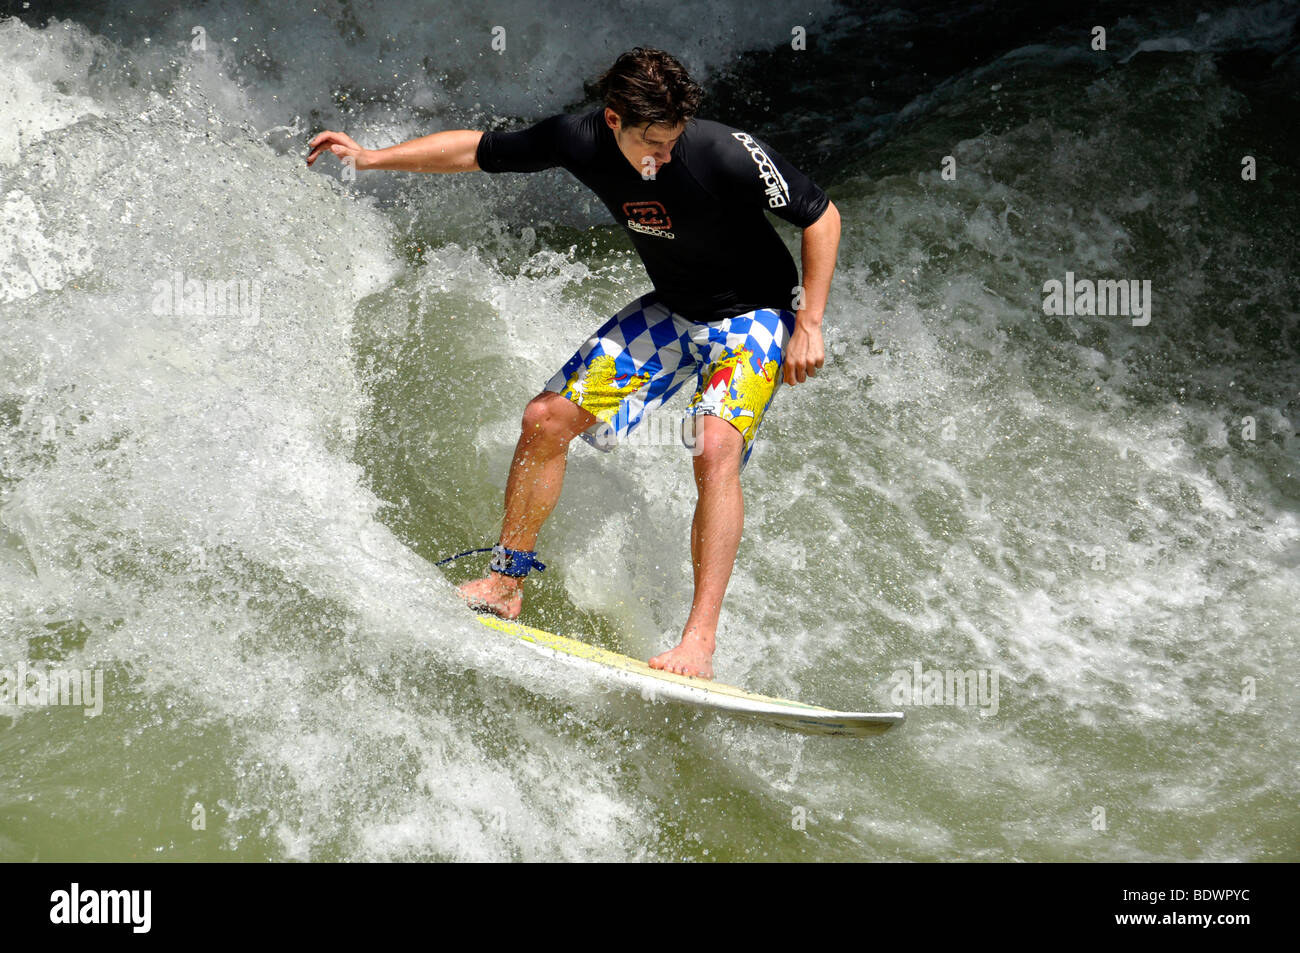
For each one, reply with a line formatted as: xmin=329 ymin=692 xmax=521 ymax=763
xmin=646 ymin=651 xmax=710 ymax=678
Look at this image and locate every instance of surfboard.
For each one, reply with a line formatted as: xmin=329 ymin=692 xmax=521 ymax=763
xmin=475 ymin=614 xmax=904 ymax=737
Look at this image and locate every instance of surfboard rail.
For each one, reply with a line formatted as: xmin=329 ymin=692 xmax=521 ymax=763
xmin=475 ymin=614 xmax=904 ymax=737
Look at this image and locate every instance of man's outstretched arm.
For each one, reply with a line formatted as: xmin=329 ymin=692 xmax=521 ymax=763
xmin=306 ymin=129 xmax=484 ymax=172
xmin=784 ymin=199 xmax=841 ymax=386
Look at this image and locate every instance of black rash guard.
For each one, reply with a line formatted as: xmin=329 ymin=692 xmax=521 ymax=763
xmin=475 ymin=107 xmax=830 ymax=321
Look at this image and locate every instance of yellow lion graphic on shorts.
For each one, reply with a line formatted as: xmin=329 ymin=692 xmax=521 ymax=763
xmin=723 ymin=356 xmax=780 ymax=443
xmin=560 ymin=354 xmax=652 ymax=423
xmin=691 ymin=347 xmax=780 ymax=444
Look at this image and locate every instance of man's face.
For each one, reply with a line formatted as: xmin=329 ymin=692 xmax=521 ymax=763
xmin=605 ymin=107 xmax=685 ymax=177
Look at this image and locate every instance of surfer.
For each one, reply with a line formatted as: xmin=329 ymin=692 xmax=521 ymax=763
xmin=307 ymin=48 xmax=840 ymax=679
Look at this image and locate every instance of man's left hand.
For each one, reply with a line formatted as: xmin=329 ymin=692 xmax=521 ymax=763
xmin=783 ymin=317 xmax=825 ymax=386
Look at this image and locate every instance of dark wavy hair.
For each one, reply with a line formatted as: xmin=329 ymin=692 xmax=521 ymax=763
xmin=595 ymin=47 xmax=704 ymax=129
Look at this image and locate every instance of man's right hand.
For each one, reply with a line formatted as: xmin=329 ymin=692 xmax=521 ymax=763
xmin=306 ymin=131 xmax=370 ymax=169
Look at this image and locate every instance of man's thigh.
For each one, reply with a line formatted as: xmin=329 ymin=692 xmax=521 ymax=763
xmin=683 ymin=307 xmax=796 ymax=469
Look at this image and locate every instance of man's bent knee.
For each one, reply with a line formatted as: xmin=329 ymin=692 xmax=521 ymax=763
xmin=521 ymin=391 xmax=598 ymax=446
xmin=691 ymin=414 xmax=744 ymax=477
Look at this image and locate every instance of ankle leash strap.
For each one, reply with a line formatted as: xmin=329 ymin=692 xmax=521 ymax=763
xmin=489 ymin=544 xmax=546 ymax=577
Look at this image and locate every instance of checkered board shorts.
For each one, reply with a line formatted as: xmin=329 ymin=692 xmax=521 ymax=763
xmin=543 ymin=292 xmax=796 ymax=468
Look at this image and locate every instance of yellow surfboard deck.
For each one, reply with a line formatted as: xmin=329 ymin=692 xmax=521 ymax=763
xmin=476 ymin=614 xmax=903 ymax=737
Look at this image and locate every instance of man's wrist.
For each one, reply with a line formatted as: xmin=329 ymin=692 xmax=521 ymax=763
xmin=795 ymin=309 xmax=824 ymax=329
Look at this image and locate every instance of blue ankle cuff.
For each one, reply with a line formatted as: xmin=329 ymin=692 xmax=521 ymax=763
xmin=490 ymin=544 xmax=546 ymax=577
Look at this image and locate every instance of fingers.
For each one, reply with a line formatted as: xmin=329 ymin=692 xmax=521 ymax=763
xmin=783 ymin=357 xmax=818 ymax=386
xmin=783 ymin=360 xmax=826 ymax=386
xmin=306 ymin=132 xmax=329 ymax=165
xmin=306 ymin=131 xmax=353 ymax=166
xmin=305 ymin=136 xmax=331 ymax=165
xmin=784 ymin=341 xmax=800 ymax=386
xmin=308 ymin=131 xmax=351 ymax=150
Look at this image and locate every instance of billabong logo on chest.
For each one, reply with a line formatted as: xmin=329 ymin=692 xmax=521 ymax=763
xmin=623 ymin=200 xmax=675 ymax=239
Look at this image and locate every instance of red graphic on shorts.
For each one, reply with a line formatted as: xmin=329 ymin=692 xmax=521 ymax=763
xmin=707 ymin=365 xmax=735 ymax=391
xmin=623 ymin=201 xmax=672 ymax=231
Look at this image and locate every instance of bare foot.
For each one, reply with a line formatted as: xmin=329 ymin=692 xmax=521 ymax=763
xmin=648 ymin=633 xmax=715 ymax=680
xmin=457 ymin=573 xmax=524 ymax=619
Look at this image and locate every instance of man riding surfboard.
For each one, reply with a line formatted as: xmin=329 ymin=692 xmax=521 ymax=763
xmin=308 ymin=47 xmax=841 ymax=679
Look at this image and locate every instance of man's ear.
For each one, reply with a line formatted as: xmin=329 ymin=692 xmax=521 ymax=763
xmin=604 ymin=107 xmax=621 ymax=132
